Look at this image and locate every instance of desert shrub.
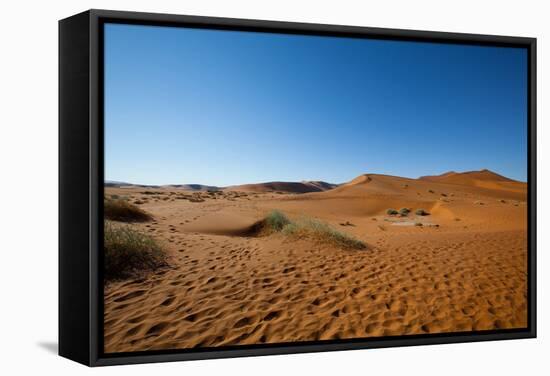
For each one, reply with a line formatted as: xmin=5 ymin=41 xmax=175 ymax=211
xmin=387 ymin=208 xmax=398 ymax=215
xmin=110 ymin=194 xmax=120 ymax=200
xmin=415 ymin=209 xmax=429 ymax=216
xmin=282 ymin=217 xmax=366 ymax=250
xmin=254 ymin=211 xmax=365 ymax=250
xmin=263 ymin=210 xmax=291 ymax=232
xmin=415 ymin=222 xmax=423 ymax=226
xmin=104 ymin=221 xmax=167 ymax=280
xmin=104 ymin=199 xmax=153 ymax=222
xmin=399 ymin=208 xmax=411 ymax=216
xmin=428 ymin=189 xmax=435 ymax=194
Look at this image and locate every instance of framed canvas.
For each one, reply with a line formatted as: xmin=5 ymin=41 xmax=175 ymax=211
xmin=59 ymin=9 xmax=536 ymax=366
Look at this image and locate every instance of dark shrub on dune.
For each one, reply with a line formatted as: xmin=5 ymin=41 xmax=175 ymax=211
xmin=104 ymin=198 xmax=153 ymax=222
xmin=415 ymin=209 xmax=429 ymax=216
xmin=387 ymin=208 xmax=398 ymax=215
xmin=104 ymin=221 xmax=167 ymax=281
xmin=399 ymin=208 xmax=411 ymax=216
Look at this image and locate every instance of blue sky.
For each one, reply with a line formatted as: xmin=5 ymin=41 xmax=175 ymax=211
xmin=104 ymin=23 xmax=527 ymax=186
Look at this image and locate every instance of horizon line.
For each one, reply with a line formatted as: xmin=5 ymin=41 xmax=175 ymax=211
xmin=105 ymin=168 xmax=527 ymax=187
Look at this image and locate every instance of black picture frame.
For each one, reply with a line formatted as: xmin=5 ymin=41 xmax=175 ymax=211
xmin=59 ymin=9 xmax=537 ymax=367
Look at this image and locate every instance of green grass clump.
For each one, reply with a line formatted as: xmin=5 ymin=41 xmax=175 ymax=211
xmin=263 ymin=210 xmax=292 ymax=232
xmin=104 ymin=198 xmax=153 ymax=222
xmin=415 ymin=209 xmax=429 ymax=216
xmin=387 ymin=208 xmax=398 ymax=215
xmin=104 ymin=221 xmax=167 ymax=280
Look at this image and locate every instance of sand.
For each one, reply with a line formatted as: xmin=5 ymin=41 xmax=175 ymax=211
xmin=103 ymin=170 xmax=528 ymax=353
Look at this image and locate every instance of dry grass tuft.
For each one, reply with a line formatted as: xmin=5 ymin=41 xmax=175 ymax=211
xmin=282 ymin=218 xmax=366 ymax=250
xmin=104 ymin=198 xmax=153 ymax=222
xmin=104 ymin=221 xmax=167 ymax=281
xmin=253 ymin=210 xmax=366 ymax=250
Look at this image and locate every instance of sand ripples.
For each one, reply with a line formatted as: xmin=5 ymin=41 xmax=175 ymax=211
xmin=104 ymin=228 xmax=527 ymax=352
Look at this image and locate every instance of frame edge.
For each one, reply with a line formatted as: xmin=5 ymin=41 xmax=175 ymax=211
xmin=59 ymin=10 xmax=93 ymax=367
xmin=69 ymin=8 xmax=537 ymax=366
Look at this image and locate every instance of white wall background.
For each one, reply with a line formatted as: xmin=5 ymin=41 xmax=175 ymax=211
xmin=0 ymin=0 xmax=547 ymax=374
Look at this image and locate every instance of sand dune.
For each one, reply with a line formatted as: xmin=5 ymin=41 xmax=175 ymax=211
xmin=420 ymin=169 xmax=526 ymax=195
xmin=225 ymin=181 xmax=337 ymax=193
xmin=103 ymin=170 xmax=528 ymax=352
xmin=420 ymin=169 xmax=516 ymax=183
xmin=163 ymin=184 xmax=221 ymax=191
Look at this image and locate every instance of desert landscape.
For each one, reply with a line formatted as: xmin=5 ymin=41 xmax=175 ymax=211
xmin=103 ymin=169 xmax=528 ymax=353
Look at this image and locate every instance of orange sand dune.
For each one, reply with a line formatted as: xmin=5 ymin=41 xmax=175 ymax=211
xmin=260 ymin=173 xmax=526 ymax=224
xmin=420 ymin=169 xmax=515 ymax=182
xmin=420 ymin=169 xmax=526 ymax=196
xmin=103 ymin=171 xmax=528 ymax=353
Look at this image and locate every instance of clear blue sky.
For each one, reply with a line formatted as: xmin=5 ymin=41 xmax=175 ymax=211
xmin=104 ymin=23 xmax=527 ymax=186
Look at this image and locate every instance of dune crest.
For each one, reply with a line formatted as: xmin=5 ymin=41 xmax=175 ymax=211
xmin=344 ymin=174 xmax=373 ymax=186
xmin=420 ymin=169 xmax=519 ymax=184
xmin=419 ymin=169 xmax=526 ymax=196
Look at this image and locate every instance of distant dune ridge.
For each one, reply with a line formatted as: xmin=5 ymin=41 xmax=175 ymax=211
xmin=225 ymin=181 xmax=339 ymax=193
xmin=162 ymin=184 xmax=221 ymax=191
xmin=104 ymin=180 xmax=157 ymax=188
xmin=105 ymin=181 xmax=219 ymax=191
xmin=420 ymin=169 xmax=518 ymax=184
xmin=419 ymin=169 xmax=525 ymax=195
xmin=106 ymin=169 xmax=523 ymax=193
xmin=106 ymin=180 xmax=338 ymax=193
